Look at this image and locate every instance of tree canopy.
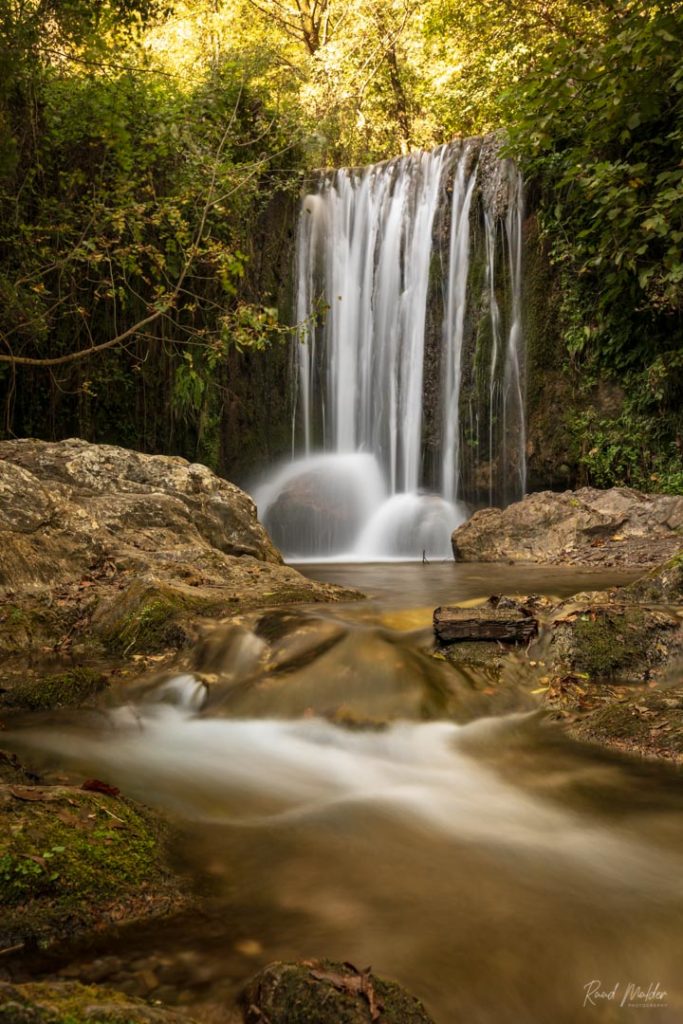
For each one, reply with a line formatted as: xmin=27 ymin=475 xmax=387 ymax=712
xmin=0 ymin=0 xmax=681 ymax=484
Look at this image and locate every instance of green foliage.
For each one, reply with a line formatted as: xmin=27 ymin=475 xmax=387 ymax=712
xmin=572 ymin=416 xmax=683 ymax=494
xmin=0 ymin=846 xmax=64 ymax=903
xmin=505 ymin=1 xmax=683 ymax=359
xmin=0 ymin=0 xmax=682 ymax=490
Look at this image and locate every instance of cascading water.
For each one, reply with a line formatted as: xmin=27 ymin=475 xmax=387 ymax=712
xmin=255 ymin=137 xmax=527 ymax=560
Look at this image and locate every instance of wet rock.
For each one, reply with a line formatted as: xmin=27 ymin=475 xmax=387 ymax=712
xmin=263 ymin=469 xmax=362 ymax=557
xmin=0 ymin=784 xmax=189 ymax=954
xmin=548 ymin=601 xmax=681 ymax=685
xmin=569 ymin=685 xmax=683 ymax=764
xmin=75 ymin=957 xmax=123 ymax=984
xmin=0 ymin=751 xmax=41 ymax=786
xmin=203 ymin=609 xmax=483 ymax=723
xmin=621 ymin=552 xmax=683 ymax=603
xmin=519 ymin=559 xmax=683 ymax=761
xmin=451 ymin=487 xmax=683 ymax=567
xmin=0 ymin=439 xmax=362 ymax=675
xmin=0 ymin=981 xmax=194 ymax=1023
xmin=241 ymin=960 xmax=436 ymax=1024
xmin=0 ymin=668 xmax=106 ymax=712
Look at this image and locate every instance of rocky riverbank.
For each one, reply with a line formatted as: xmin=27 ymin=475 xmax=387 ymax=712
xmin=2 ymin=447 xmax=682 ymax=1023
xmin=0 ymin=438 xmax=361 ymax=706
xmin=451 ymin=487 xmax=683 ymax=567
xmin=0 ymin=437 xmax=365 ymax=1014
xmin=434 ymin=554 xmax=683 ymax=763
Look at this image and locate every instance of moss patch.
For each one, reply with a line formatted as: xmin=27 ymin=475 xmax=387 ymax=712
xmin=99 ymin=582 xmax=226 ymax=656
xmin=571 ymin=609 xmax=651 ymax=679
xmin=0 ymin=786 xmax=187 ymax=951
xmin=0 ymin=981 xmax=192 ymax=1023
xmin=0 ymin=669 xmax=106 ymax=712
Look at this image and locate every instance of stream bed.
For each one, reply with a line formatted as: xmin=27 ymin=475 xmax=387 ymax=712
xmin=8 ymin=562 xmax=683 ymax=1024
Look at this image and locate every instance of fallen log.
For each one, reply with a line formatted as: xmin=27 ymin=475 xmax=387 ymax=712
xmin=434 ymin=605 xmax=538 ymax=646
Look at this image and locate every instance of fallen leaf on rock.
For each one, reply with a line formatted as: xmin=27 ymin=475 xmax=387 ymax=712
xmin=81 ymin=779 xmax=120 ymax=797
xmin=22 ymin=853 xmax=47 ymax=869
xmin=309 ymin=964 xmax=384 ymax=1022
xmin=9 ymin=786 xmax=45 ymax=802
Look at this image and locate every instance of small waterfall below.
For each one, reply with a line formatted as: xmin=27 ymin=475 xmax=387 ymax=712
xmin=256 ymin=137 xmax=526 ymax=561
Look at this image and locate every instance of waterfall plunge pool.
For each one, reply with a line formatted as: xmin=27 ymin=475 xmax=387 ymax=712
xmin=251 ymin=452 xmax=468 ymax=562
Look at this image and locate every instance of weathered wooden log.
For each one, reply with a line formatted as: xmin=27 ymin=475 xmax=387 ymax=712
xmin=433 ymin=605 xmax=538 ymax=646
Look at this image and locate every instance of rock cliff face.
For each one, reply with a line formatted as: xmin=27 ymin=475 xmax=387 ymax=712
xmin=0 ymin=438 xmax=359 ymax=685
xmin=451 ymin=487 xmax=683 ymax=566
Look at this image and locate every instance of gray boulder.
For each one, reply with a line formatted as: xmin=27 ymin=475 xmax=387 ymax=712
xmin=452 ymin=487 xmax=683 ymax=566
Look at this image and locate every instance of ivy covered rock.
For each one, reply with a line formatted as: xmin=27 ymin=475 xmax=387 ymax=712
xmin=241 ymin=960 xmax=436 ymax=1024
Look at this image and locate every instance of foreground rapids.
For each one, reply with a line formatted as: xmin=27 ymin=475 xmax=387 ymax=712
xmin=7 ymin=589 xmax=683 ymax=1024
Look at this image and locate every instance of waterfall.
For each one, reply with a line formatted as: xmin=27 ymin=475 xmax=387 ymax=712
xmin=441 ymin=142 xmax=478 ymax=504
xmin=257 ymin=138 xmax=526 ymax=561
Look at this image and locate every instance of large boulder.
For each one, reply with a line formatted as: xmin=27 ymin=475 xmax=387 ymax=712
xmin=0 ymin=436 xmax=282 ymax=589
xmin=0 ymin=439 xmax=360 ymax=683
xmin=452 ymin=487 xmax=683 ymax=566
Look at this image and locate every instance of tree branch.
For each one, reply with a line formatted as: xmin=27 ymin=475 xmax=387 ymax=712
xmin=0 ymin=82 xmax=245 ymax=369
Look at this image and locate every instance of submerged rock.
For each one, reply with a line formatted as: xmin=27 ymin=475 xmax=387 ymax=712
xmin=0 ymin=981 xmax=194 ymax=1023
xmin=0 ymin=438 xmax=361 ymax=685
xmin=241 ymin=960 xmax=436 ymax=1024
xmin=451 ymin=487 xmax=683 ymax=566
xmin=199 ymin=608 xmax=487 ymax=724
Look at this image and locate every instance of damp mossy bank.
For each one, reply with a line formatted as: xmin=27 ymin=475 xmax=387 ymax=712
xmin=0 ymin=786 xmax=189 ymax=953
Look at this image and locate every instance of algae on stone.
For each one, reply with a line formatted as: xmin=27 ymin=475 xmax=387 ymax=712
xmin=0 ymin=669 xmax=106 ymax=712
xmin=0 ymin=981 xmax=194 ymax=1024
xmin=0 ymin=786 xmax=187 ymax=952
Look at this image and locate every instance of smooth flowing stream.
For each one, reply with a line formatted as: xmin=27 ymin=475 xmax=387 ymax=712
xmin=8 ymin=563 xmax=683 ymax=1024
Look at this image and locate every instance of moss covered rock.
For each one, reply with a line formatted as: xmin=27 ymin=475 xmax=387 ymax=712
xmin=241 ymin=960 xmax=436 ymax=1024
xmin=549 ymin=602 xmax=680 ymax=684
xmin=569 ymin=685 xmax=683 ymax=764
xmin=0 ymin=669 xmax=106 ymax=712
xmin=622 ymin=552 xmax=683 ymax=603
xmin=0 ymin=785 xmax=188 ymax=952
xmin=0 ymin=981 xmax=193 ymax=1023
